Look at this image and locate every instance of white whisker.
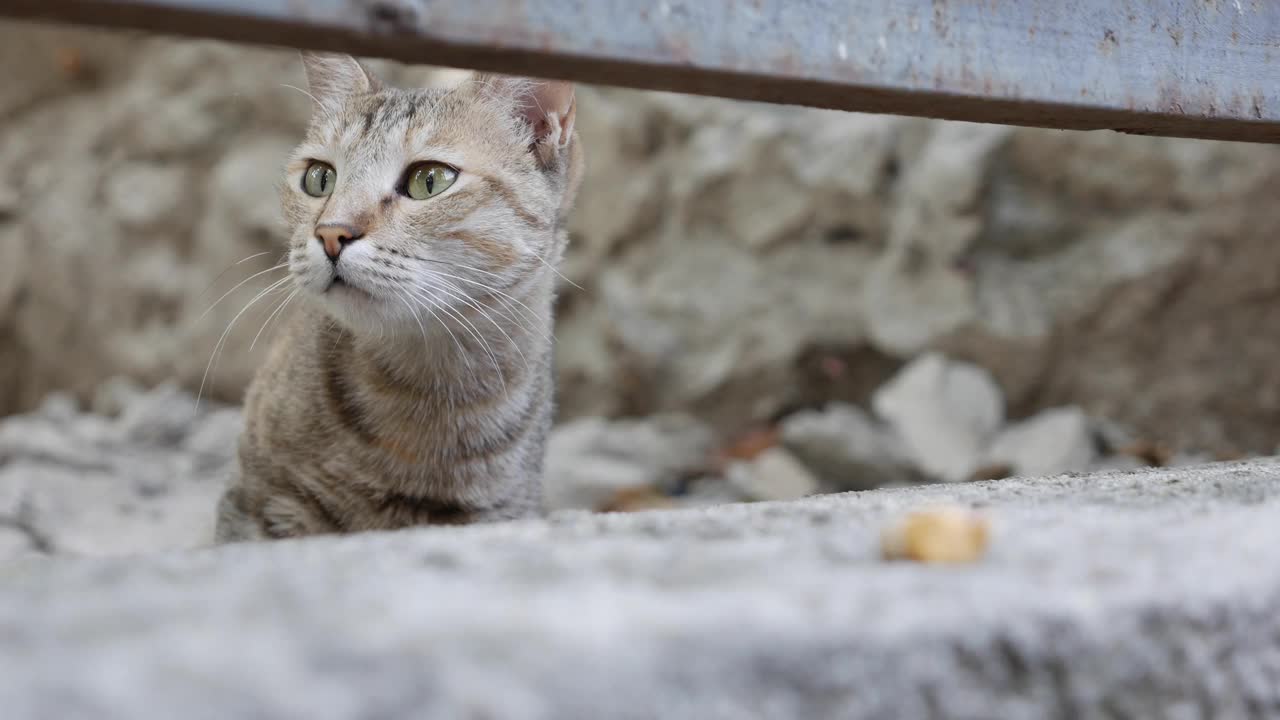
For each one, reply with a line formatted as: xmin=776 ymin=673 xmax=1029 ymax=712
xmin=280 ymin=83 xmax=322 ymax=107
xmin=404 ymin=282 xmax=507 ymax=396
xmin=532 ymin=252 xmax=584 ymax=291
xmin=195 ymin=275 xmax=292 ymax=415
xmin=195 ymin=251 xmax=279 ymax=302
xmin=418 ymin=275 xmax=532 ymax=380
xmin=411 ymin=260 xmax=554 ymax=345
xmin=394 ymin=287 xmax=478 ymax=395
xmin=198 ymin=262 xmax=290 ymax=322
xmin=250 ymin=287 xmax=299 ymax=352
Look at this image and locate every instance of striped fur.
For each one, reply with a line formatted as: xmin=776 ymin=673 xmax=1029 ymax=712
xmin=215 ymin=54 xmax=582 ymax=542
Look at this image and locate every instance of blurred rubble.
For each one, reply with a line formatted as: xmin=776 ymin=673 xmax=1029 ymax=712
xmin=3 ymin=350 xmax=1256 ymax=564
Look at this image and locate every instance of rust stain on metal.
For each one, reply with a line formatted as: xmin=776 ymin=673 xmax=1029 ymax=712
xmin=54 ymin=46 xmax=90 ymax=80
xmin=1098 ymin=28 xmax=1119 ymax=54
xmin=357 ymin=0 xmax=418 ymax=35
xmin=931 ymin=0 xmax=949 ymax=39
xmin=1157 ymin=83 xmax=1188 ymax=115
xmin=664 ymin=33 xmax=695 ymax=65
xmin=776 ymin=49 xmax=800 ymax=75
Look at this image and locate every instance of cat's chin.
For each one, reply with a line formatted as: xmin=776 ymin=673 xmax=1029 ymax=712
xmin=313 ymin=280 xmax=393 ymax=330
xmin=326 ymin=275 xmax=373 ymax=298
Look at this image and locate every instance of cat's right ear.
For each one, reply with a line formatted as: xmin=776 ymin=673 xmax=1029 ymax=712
xmin=300 ymin=51 xmax=382 ymax=114
xmin=474 ymin=73 xmax=576 ymax=169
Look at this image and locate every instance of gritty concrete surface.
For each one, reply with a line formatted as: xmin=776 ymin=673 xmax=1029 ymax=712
xmin=3 ymin=459 xmax=1280 ymax=719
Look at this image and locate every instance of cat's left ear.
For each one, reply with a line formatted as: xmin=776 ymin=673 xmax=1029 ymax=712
xmin=481 ymin=75 xmax=576 ymax=167
xmin=300 ymin=51 xmax=382 ymax=114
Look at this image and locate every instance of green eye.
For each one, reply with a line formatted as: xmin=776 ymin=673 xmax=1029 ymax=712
xmin=302 ymin=161 xmax=336 ymax=197
xmin=403 ymin=162 xmax=458 ymax=200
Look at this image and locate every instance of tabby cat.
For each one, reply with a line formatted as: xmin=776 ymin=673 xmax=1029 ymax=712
xmin=214 ymin=52 xmax=582 ymax=542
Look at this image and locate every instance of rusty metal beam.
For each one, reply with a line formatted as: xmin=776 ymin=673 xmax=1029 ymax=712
xmin=3 ymin=0 xmax=1279 ymax=143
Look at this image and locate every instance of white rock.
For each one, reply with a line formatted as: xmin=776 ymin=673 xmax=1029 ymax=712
xmin=872 ymin=354 xmax=1004 ymax=481
xmin=1091 ymin=416 xmax=1137 ymax=455
xmin=0 ymin=415 xmax=113 ymax=471
xmin=113 ymin=382 xmax=199 ymax=446
xmin=90 ymin=376 xmax=148 ymax=417
xmin=184 ymin=408 xmax=244 ymax=459
xmin=862 ymin=123 xmax=1010 ymax=355
xmin=726 ymin=447 xmax=819 ymax=502
xmin=543 ymin=414 xmax=713 ymax=511
xmin=0 ymin=383 xmax=238 ymax=557
xmin=35 ymin=392 xmax=79 ymax=421
xmin=780 ymin=403 xmax=919 ymax=491
xmin=0 ymin=526 xmax=35 ymax=563
xmin=982 ymin=407 xmax=1097 ymax=479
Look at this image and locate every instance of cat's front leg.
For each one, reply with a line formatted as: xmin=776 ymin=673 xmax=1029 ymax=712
xmin=213 ymin=481 xmax=269 ymax=544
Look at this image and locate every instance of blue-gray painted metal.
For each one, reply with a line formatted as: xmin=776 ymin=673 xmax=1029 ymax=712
xmin=4 ymin=0 xmax=1279 ymax=142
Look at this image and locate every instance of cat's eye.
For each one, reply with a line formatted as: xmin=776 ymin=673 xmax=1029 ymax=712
xmin=302 ymin=161 xmax=337 ymax=197
xmin=402 ymin=162 xmax=458 ymax=200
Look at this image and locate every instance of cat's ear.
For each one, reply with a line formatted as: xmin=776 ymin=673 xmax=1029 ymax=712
xmin=300 ymin=51 xmax=382 ymax=113
xmin=479 ymin=74 xmax=576 ymax=165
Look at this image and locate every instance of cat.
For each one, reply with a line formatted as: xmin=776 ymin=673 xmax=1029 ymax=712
xmin=214 ymin=52 xmax=582 ymax=542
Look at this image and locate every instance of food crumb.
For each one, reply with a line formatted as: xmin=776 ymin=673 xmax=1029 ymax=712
xmin=881 ymin=506 xmax=990 ymax=563
xmin=598 ymin=486 xmax=676 ymax=513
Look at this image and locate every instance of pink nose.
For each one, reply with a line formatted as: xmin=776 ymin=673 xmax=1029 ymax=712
xmin=315 ymin=223 xmax=365 ymax=260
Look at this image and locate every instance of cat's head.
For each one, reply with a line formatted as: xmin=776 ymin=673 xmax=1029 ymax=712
xmin=282 ymin=52 xmax=582 ymax=331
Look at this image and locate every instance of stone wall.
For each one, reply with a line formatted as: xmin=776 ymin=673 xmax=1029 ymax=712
xmin=2 ymin=21 xmax=1279 ymax=454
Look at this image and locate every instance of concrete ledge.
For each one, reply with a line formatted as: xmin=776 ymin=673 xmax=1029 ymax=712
xmin=4 ymin=460 xmax=1280 ymax=718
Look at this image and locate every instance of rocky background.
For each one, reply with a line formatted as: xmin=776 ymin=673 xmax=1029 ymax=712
xmin=2 ymin=20 xmax=1280 ymax=548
